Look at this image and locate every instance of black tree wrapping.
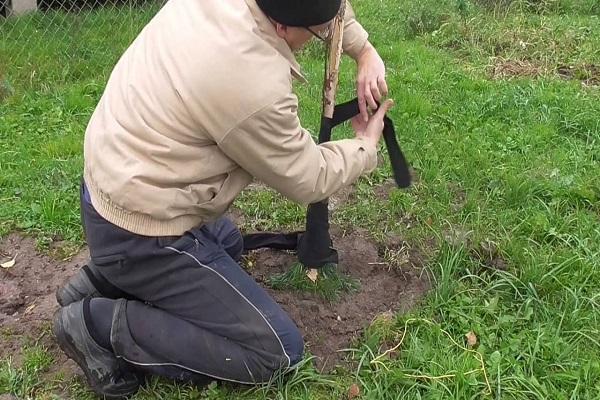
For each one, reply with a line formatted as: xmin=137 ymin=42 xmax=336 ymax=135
xmin=242 ymin=99 xmax=411 ymax=264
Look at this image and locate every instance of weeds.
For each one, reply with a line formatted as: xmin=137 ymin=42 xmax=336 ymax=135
xmin=268 ymin=263 xmax=359 ymax=302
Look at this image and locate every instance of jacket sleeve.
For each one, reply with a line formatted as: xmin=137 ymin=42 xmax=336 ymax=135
xmin=217 ymin=93 xmax=377 ymax=205
xmin=342 ymin=1 xmax=369 ymax=59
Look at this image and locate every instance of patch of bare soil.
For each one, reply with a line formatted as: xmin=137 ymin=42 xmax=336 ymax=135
xmin=557 ymin=64 xmax=600 ymax=87
xmin=0 ymin=234 xmax=83 ymax=376
xmin=490 ymin=58 xmax=545 ymax=79
xmin=0 ymin=227 xmax=430 ymax=378
xmin=373 ymin=179 xmax=397 ymax=200
xmin=490 ymin=58 xmax=600 ymax=87
xmin=247 ymin=228 xmax=430 ymax=372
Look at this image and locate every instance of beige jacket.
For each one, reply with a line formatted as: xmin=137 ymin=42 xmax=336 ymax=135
xmin=84 ymin=0 xmax=377 ymax=236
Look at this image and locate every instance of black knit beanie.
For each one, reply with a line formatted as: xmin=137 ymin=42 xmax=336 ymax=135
xmin=256 ymin=0 xmax=342 ymax=27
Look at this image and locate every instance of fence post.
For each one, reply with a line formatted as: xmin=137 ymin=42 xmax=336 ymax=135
xmin=8 ymin=0 xmax=38 ymax=16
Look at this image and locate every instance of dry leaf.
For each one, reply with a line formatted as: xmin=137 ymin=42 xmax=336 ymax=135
xmin=348 ymin=383 xmax=361 ymax=399
xmin=1 ymin=255 xmax=16 ymax=269
xmin=25 ymin=304 xmax=36 ymax=314
xmin=465 ymin=331 xmax=477 ymax=347
xmin=306 ymin=268 xmax=318 ymax=283
xmin=379 ymin=310 xmax=394 ymax=322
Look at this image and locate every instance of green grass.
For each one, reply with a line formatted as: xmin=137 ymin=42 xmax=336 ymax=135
xmin=0 ymin=345 xmax=55 ymax=399
xmin=1 ymin=0 xmax=600 ymax=398
xmin=268 ymin=263 xmax=360 ymax=301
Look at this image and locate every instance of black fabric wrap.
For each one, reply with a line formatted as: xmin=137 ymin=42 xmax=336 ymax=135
xmin=242 ymin=231 xmax=300 ymax=251
xmin=322 ymin=98 xmax=411 ymax=188
xmin=242 ymin=98 xmax=411 ymax=267
xmin=296 ymin=200 xmax=339 ymax=266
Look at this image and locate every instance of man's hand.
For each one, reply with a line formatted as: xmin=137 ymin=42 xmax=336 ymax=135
xmin=352 ymin=99 xmax=394 ymax=148
xmin=356 ymin=42 xmax=388 ymax=122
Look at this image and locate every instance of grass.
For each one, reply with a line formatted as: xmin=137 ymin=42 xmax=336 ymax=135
xmin=1 ymin=0 xmax=600 ymax=398
xmin=268 ymin=263 xmax=360 ymax=301
xmin=0 ymin=345 xmax=55 ymax=399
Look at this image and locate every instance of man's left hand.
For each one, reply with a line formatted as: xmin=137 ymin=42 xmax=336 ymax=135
xmin=356 ymin=42 xmax=388 ymax=122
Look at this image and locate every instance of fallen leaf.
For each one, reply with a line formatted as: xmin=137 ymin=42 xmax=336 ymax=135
xmin=379 ymin=310 xmax=394 ymax=322
xmin=348 ymin=383 xmax=361 ymax=399
xmin=465 ymin=331 xmax=477 ymax=347
xmin=306 ymin=268 xmax=318 ymax=283
xmin=1 ymin=255 xmax=16 ymax=269
xmin=24 ymin=304 xmax=36 ymax=314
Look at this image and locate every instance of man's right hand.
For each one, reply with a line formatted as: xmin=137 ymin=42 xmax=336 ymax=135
xmin=351 ymin=99 xmax=394 ymax=148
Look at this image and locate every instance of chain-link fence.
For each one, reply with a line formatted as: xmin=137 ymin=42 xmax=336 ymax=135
xmin=0 ymin=0 xmax=166 ymax=86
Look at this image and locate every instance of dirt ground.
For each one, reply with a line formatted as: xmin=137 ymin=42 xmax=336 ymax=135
xmin=248 ymin=228 xmax=430 ymax=371
xmin=0 ymin=227 xmax=429 ymax=378
xmin=0 ymin=234 xmax=84 ymax=377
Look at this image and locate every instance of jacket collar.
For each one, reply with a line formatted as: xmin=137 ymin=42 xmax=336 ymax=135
xmin=244 ymin=0 xmax=307 ymax=83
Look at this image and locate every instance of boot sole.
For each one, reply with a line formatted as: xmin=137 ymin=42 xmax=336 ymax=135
xmin=53 ymin=310 xmax=138 ymax=399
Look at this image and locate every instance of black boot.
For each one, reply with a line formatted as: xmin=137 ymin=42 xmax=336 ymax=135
xmin=53 ymin=300 xmax=140 ymax=399
xmin=56 ymin=263 xmax=101 ymax=306
xmin=56 ymin=262 xmax=127 ymax=306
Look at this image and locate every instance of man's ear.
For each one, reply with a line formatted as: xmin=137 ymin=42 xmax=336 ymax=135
xmin=274 ymin=22 xmax=288 ymax=39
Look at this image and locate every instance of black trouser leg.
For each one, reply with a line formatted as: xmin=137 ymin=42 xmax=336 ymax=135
xmin=81 ymin=188 xmax=304 ymax=384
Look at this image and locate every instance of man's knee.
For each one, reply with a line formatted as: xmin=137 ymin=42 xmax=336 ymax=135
xmin=286 ymin=325 xmax=304 ymax=367
xmin=205 ymin=217 xmax=243 ymax=261
xmin=251 ymin=324 xmax=304 ymax=382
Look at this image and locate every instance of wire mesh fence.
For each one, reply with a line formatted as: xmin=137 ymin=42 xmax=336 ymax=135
xmin=0 ymin=0 xmax=166 ymax=86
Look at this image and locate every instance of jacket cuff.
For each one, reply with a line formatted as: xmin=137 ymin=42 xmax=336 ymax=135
xmin=354 ymin=137 xmax=378 ymax=172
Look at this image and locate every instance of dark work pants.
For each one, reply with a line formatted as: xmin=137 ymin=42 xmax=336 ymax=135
xmin=80 ymin=183 xmax=304 ymax=384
